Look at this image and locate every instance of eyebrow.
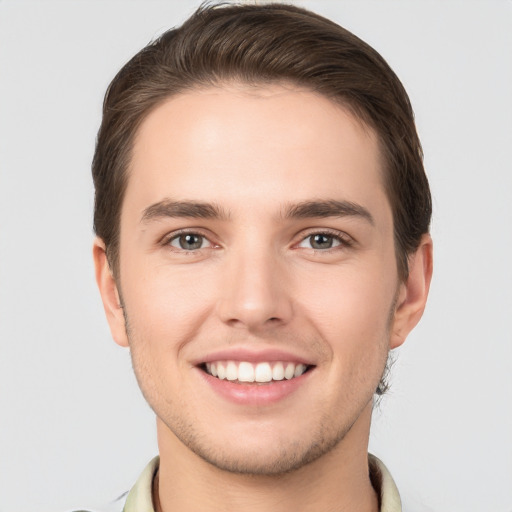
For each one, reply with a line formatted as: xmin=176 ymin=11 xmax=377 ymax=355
xmin=141 ymin=199 xmax=229 ymax=223
xmin=283 ymin=200 xmax=374 ymax=225
xmin=141 ymin=198 xmax=374 ymax=225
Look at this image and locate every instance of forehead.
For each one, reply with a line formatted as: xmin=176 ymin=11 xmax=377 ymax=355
xmin=125 ymin=83 xmax=388 ymax=221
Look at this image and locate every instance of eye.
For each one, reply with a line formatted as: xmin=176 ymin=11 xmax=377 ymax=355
xmin=298 ymin=233 xmax=345 ymax=250
xmin=168 ymin=233 xmax=209 ymax=251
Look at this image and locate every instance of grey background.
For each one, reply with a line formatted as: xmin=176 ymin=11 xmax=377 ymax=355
xmin=0 ymin=1 xmax=511 ymax=511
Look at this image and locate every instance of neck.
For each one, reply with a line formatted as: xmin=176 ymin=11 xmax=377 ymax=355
xmin=155 ymin=402 xmax=379 ymax=512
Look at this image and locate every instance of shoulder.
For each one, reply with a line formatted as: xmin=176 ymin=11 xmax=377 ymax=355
xmin=65 ymin=491 xmax=128 ymax=512
xmin=369 ymin=454 xmax=402 ymax=512
xmin=66 ymin=456 xmax=159 ymax=512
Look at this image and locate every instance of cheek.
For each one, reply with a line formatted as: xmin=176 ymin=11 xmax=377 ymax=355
xmin=120 ymin=261 xmax=217 ymax=351
xmin=295 ymin=263 xmax=396 ymax=374
xmin=120 ymin=269 xmax=210 ymax=405
xmin=300 ymin=265 xmax=395 ymax=329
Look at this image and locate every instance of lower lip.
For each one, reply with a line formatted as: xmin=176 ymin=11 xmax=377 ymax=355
xmin=197 ymin=368 xmax=312 ymax=406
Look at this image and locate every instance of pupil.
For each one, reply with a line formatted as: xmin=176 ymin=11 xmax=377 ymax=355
xmin=311 ymin=234 xmax=332 ymax=249
xmin=180 ymin=234 xmax=202 ymax=250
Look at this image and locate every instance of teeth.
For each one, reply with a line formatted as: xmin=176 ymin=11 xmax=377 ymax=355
xmin=284 ymin=362 xmax=295 ymax=380
xmin=294 ymin=364 xmax=306 ymax=378
xmin=238 ymin=362 xmax=255 ymax=382
xmin=254 ymin=362 xmax=272 ymax=383
xmin=216 ymin=362 xmax=226 ymax=380
xmin=204 ymin=361 xmax=308 ymax=383
xmin=226 ymin=361 xmax=238 ymax=381
xmin=272 ymin=362 xmax=285 ymax=381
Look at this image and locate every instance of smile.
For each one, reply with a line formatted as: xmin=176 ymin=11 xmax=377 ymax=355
xmin=203 ymin=361 xmax=310 ymax=384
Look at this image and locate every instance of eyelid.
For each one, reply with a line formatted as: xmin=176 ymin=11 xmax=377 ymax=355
xmin=158 ymin=227 xmax=353 ymax=251
xmin=294 ymin=228 xmax=355 ymax=249
xmin=160 ymin=228 xmax=219 ymax=249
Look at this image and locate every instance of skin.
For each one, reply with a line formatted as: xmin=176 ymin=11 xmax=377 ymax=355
xmin=94 ymin=83 xmax=432 ymax=512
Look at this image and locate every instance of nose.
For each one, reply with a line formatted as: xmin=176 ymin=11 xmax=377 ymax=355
xmin=216 ymin=248 xmax=293 ymax=331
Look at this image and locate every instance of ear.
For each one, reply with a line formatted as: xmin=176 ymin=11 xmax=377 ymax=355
xmin=390 ymin=234 xmax=433 ymax=349
xmin=93 ymin=238 xmax=129 ymax=347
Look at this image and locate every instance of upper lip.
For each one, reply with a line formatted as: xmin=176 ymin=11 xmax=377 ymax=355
xmin=192 ymin=347 xmax=316 ymax=366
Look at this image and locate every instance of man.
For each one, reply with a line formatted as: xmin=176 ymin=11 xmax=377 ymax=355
xmin=91 ymin=3 xmax=433 ymax=511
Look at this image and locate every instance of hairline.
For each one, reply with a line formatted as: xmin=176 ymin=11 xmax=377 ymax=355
xmin=106 ymin=79 xmax=400 ymax=278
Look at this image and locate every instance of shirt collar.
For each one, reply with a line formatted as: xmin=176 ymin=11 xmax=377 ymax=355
xmin=369 ymin=454 xmax=402 ymax=512
xmin=124 ymin=454 xmax=401 ymax=512
xmin=123 ymin=456 xmax=159 ymax=512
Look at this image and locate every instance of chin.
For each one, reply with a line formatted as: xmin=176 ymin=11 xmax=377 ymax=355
xmin=168 ymin=419 xmax=350 ymax=476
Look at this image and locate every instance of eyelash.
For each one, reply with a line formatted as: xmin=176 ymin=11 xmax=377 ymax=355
xmin=162 ymin=229 xmax=217 ymax=252
xmin=295 ymin=229 xmax=354 ymax=252
xmin=161 ymin=228 xmax=353 ymax=253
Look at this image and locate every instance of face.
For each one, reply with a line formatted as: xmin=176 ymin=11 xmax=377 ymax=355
xmin=96 ymin=84 xmax=429 ymax=475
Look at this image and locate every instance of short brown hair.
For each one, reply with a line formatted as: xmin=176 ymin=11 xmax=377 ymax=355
xmin=93 ymin=2 xmax=431 ymax=282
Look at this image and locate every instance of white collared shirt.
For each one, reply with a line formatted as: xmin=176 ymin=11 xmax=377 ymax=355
xmin=92 ymin=454 xmax=402 ymax=512
xmin=72 ymin=453 xmax=401 ymax=512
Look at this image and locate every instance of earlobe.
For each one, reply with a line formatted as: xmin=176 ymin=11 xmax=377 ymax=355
xmin=92 ymin=238 xmax=129 ymax=347
xmin=390 ymin=234 xmax=433 ymax=349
